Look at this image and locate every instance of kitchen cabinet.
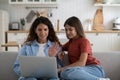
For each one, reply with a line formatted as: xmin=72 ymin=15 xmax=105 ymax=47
xmin=62 ymin=31 xmax=120 ymax=51
xmin=4 ymin=30 xmax=67 ymax=51
xmin=85 ymin=32 xmax=120 ymax=52
xmin=57 ymin=32 xmax=68 ymax=44
xmin=5 ymin=30 xmax=28 ymax=51
xmin=9 ymin=0 xmax=58 ymax=4
xmin=26 ymin=0 xmax=58 ymax=5
xmin=86 ymin=33 xmax=112 ymax=52
xmin=111 ymin=33 xmax=120 ymax=51
xmin=9 ymin=0 xmax=25 ymax=4
xmin=7 ymin=33 xmax=28 ymax=42
xmin=4 ymin=30 xmax=120 ymax=51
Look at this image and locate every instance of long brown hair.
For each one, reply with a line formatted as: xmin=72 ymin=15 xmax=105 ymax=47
xmin=64 ymin=16 xmax=85 ymax=38
xmin=25 ymin=16 xmax=60 ymax=43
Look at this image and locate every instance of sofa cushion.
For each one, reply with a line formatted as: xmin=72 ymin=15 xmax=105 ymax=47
xmin=0 ymin=51 xmax=18 ymax=80
xmin=93 ymin=51 xmax=120 ymax=80
xmin=1 ymin=51 xmax=120 ymax=80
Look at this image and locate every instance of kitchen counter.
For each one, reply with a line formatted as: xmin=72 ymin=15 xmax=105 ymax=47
xmin=1 ymin=41 xmax=19 ymax=47
xmin=6 ymin=30 xmax=120 ymax=33
xmin=85 ymin=30 xmax=120 ymax=33
xmin=1 ymin=41 xmax=23 ymax=51
xmin=3 ymin=29 xmax=120 ymax=51
xmin=6 ymin=30 xmax=29 ymax=33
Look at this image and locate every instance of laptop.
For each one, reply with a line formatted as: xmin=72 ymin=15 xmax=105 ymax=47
xmin=19 ymin=56 xmax=58 ymax=78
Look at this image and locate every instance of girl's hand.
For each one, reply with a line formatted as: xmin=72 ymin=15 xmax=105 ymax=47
xmin=58 ymin=52 xmax=65 ymax=60
xmin=48 ymin=42 xmax=59 ymax=57
xmin=58 ymin=68 xmax=62 ymax=73
xmin=58 ymin=68 xmax=64 ymax=73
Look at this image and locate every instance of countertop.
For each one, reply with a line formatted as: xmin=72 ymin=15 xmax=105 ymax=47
xmin=1 ymin=41 xmax=19 ymax=47
xmin=6 ymin=30 xmax=120 ymax=33
xmin=2 ymin=30 xmax=120 ymax=51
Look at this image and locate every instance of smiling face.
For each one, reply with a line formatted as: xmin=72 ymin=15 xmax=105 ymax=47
xmin=65 ymin=24 xmax=78 ymax=39
xmin=35 ymin=23 xmax=49 ymax=43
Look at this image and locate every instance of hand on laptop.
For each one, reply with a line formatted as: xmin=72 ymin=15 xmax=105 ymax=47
xmin=48 ymin=42 xmax=59 ymax=57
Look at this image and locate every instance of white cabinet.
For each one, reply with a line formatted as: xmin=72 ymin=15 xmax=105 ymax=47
xmin=86 ymin=33 xmax=112 ymax=52
xmin=9 ymin=0 xmax=26 ymax=4
xmin=85 ymin=32 xmax=120 ymax=52
xmin=7 ymin=33 xmax=28 ymax=42
xmin=9 ymin=0 xmax=58 ymax=8
xmin=5 ymin=31 xmax=67 ymax=51
xmin=57 ymin=33 xmax=68 ymax=44
xmin=6 ymin=31 xmax=28 ymax=51
xmin=5 ymin=30 xmax=120 ymax=51
xmin=42 ymin=0 xmax=57 ymax=4
xmin=26 ymin=0 xmax=57 ymax=4
xmin=111 ymin=33 xmax=120 ymax=51
xmin=9 ymin=0 xmax=58 ymax=4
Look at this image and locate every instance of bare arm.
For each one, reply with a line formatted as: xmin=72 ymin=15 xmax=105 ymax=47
xmin=58 ymin=52 xmax=88 ymax=72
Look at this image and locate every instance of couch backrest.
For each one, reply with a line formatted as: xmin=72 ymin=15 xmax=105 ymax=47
xmin=0 ymin=51 xmax=18 ymax=80
xmin=62 ymin=52 xmax=120 ymax=80
xmin=93 ymin=51 xmax=120 ymax=80
xmin=1 ymin=51 xmax=120 ymax=80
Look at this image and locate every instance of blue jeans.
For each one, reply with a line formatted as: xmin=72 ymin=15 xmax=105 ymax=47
xmin=18 ymin=77 xmax=60 ymax=80
xmin=60 ymin=65 xmax=105 ymax=80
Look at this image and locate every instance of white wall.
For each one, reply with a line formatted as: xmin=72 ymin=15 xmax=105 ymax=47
xmin=0 ymin=0 xmax=120 ymax=30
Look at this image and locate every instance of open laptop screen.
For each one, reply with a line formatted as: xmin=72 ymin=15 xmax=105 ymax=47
xmin=19 ymin=56 xmax=58 ymax=78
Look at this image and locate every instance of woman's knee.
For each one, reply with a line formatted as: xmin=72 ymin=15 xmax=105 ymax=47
xmin=60 ymin=67 xmax=83 ymax=79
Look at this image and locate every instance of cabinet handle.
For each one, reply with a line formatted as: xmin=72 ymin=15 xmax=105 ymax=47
xmin=96 ymin=33 xmax=99 ymax=36
xmin=14 ymin=33 xmax=17 ymax=35
xmin=118 ymin=33 xmax=120 ymax=36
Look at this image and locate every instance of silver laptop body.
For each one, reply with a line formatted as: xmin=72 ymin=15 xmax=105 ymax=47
xmin=19 ymin=56 xmax=58 ymax=78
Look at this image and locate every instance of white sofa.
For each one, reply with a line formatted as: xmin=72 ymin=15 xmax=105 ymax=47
xmin=0 ymin=51 xmax=120 ymax=80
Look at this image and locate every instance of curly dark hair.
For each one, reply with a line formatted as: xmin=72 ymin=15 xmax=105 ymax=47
xmin=25 ymin=16 xmax=60 ymax=43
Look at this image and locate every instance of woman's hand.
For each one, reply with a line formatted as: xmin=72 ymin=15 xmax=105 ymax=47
xmin=48 ymin=42 xmax=59 ymax=57
xmin=57 ymin=52 xmax=65 ymax=60
xmin=57 ymin=68 xmax=61 ymax=73
xmin=58 ymin=68 xmax=64 ymax=73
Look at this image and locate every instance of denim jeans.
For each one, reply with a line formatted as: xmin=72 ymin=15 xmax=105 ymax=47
xmin=60 ymin=65 xmax=105 ymax=80
xmin=18 ymin=77 xmax=60 ymax=80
